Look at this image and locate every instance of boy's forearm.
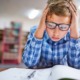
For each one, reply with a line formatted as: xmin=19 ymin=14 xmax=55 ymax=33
xmin=22 ymin=38 xmax=42 ymax=67
xmin=70 ymin=29 xmax=80 ymax=39
xmin=68 ymin=38 xmax=80 ymax=69
xmin=34 ymin=27 xmax=45 ymax=39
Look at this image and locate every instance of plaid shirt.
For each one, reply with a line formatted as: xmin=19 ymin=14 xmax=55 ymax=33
xmin=22 ymin=26 xmax=80 ymax=69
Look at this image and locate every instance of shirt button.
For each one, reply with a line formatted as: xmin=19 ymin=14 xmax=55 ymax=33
xmin=54 ymin=43 xmax=57 ymax=45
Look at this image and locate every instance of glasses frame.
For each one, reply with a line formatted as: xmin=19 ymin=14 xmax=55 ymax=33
xmin=45 ymin=21 xmax=70 ymax=31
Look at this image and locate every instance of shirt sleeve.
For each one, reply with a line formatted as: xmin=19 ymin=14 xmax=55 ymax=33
xmin=68 ymin=37 xmax=80 ymax=69
xmin=22 ymin=27 xmax=43 ymax=68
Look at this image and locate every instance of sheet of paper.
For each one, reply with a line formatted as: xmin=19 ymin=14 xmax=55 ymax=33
xmin=51 ymin=65 xmax=80 ymax=80
xmin=1 ymin=65 xmax=80 ymax=80
xmin=0 ymin=68 xmax=51 ymax=80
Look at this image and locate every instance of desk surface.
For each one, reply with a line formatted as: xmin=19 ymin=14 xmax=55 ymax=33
xmin=0 ymin=68 xmax=7 ymax=72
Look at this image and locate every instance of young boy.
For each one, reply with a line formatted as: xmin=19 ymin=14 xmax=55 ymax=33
xmin=22 ymin=0 xmax=80 ymax=69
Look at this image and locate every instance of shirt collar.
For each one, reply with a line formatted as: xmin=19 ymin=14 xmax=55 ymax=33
xmin=63 ymin=30 xmax=70 ymax=41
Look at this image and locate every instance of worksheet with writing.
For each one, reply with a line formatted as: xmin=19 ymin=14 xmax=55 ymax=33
xmin=0 ymin=65 xmax=80 ymax=80
xmin=0 ymin=68 xmax=51 ymax=80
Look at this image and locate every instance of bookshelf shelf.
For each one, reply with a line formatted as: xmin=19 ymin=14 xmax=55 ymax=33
xmin=0 ymin=30 xmax=3 ymax=63
xmin=21 ymin=31 xmax=29 ymax=53
xmin=2 ymin=22 xmax=22 ymax=64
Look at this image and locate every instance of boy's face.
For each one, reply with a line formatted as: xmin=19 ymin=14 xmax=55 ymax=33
xmin=46 ymin=13 xmax=71 ymax=42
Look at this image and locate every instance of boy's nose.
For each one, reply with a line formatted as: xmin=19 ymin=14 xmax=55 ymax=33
xmin=53 ymin=26 xmax=59 ymax=36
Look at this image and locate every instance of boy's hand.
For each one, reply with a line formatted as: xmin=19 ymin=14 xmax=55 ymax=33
xmin=69 ymin=1 xmax=80 ymax=39
xmin=38 ymin=5 xmax=49 ymax=30
xmin=34 ymin=6 xmax=49 ymax=39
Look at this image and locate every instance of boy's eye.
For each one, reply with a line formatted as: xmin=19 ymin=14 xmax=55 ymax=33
xmin=59 ymin=25 xmax=69 ymax=30
xmin=47 ymin=23 xmax=56 ymax=28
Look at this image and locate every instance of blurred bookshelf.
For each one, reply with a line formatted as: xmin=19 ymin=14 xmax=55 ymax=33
xmin=21 ymin=31 xmax=29 ymax=53
xmin=0 ymin=30 xmax=3 ymax=63
xmin=1 ymin=22 xmax=22 ymax=64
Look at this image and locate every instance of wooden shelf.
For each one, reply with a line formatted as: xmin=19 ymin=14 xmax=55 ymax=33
xmin=2 ymin=22 xmax=22 ymax=64
xmin=0 ymin=30 xmax=3 ymax=63
xmin=21 ymin=31 xmax=29 ymax=53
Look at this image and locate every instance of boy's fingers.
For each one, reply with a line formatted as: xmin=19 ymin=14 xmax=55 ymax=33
xmin=44 ymin=5 xmax=48 ymax=10
xmin=69 ymin=1 xmax=77 ymax=13
xmin=43 ymin=6 xmax=49 ymax=16
xmin=44 ymin=5 xmax=49 ymax=12
xmin=67 ymin=2 xmax=77 ymax=16
xmin=71 ymin=1 xmax=77 ymax=11
xmin=40 ymin=5 xmax=49 ymax=22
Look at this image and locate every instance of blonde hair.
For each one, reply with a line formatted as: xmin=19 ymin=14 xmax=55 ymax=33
xmin=47 ymin=0 xmax=76 ymax=17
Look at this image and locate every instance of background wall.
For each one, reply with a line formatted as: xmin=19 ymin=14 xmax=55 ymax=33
xmin=0 ymin=16 xmax=40 ymax=31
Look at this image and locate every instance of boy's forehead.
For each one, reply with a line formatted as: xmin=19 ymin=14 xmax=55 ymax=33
xmin=46 ymin=13 xmax=71 ymax=24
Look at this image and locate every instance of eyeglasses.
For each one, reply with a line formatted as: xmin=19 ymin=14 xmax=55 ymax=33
xmin=46 ymin=21 xmax=70 ymax=31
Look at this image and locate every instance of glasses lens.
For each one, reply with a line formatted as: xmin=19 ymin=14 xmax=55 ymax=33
xmin=59 ymin=24 xmax=69 ymax=30
xmin=46 ymin=22 xmax=56 ymax=29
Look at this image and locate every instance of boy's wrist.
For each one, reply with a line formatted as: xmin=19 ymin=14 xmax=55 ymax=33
xmin=70 ymin=33 xmax=80 ymax=39
xmin=70 ymin=29 xmax=80 ymax=39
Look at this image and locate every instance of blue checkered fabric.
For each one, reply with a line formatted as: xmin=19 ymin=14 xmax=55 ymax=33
xmin=22 ymin=26 xmax=80 ymax=69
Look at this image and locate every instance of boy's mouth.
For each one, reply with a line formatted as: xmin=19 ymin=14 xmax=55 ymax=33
xmin=52 ymin=37 xmax=60 ymax=41
xmin=52 ymin=37 xmax=59 ymax=39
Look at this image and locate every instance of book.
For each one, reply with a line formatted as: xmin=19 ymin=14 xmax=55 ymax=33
xmin=0 ymin=65 xmax=80 ymax=80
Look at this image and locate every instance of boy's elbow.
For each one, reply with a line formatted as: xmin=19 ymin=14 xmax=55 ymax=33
xmin=22 ymin=56 xmax=38 ymax=68
xmin=24 ymin=61 xmax=37 ymax=68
